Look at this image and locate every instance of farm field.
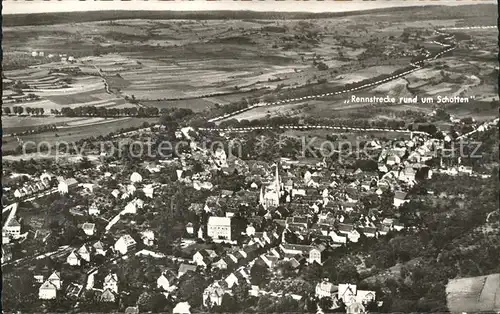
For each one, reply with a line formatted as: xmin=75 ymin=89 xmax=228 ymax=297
xmin=2 ymin=116 xmax=87 ymax=134
xmin=2 ymin=4 xmax=497 ymax=156
xmin=446 ymin=273 xmax=500 ymax=312
xmin=2 ymin=117 xmax=157 ymax=152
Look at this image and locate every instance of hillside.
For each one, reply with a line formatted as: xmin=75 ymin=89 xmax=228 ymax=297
xmin=2 ymin=4 xmax=497 ymax=26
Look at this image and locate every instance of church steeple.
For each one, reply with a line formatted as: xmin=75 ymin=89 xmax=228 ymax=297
xmin=275 ymin=163 xmax=280 ymax=193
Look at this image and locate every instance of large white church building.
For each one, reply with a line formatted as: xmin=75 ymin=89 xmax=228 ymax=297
xmin=259 ymin=164 xmax=283 ymax=208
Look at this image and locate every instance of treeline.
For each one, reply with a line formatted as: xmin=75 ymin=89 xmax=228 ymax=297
xmin=3 ymin=7 xmax=433 ymax=26
xmin=55 ymin=106 xmax=160 ymax=117
xmin=3 ymin=106 xmax=44 ymax=115
xmin=208 ymin=116 xmax=407 ymax=130
xmin=10 ymin=124 xmax=57 ymax=136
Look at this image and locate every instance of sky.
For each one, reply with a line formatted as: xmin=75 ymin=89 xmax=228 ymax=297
xmin=3 ymin=0 xmax=496 ymax=15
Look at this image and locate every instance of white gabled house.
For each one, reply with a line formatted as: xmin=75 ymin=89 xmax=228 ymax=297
xmin=67 ymin=251 xmax=81 ymax=266
xmin=114 ymin=234 xmax=137 ymax=255
xmin=103 ymin=273 xmax=119 ymax=294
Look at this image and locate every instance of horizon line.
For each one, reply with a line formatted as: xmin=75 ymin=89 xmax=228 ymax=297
xmin=3 ymin=0 xmax=496 ymax=15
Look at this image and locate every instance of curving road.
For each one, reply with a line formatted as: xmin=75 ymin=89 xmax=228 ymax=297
xmin=207 ymin=29 xmax=459 ymax=123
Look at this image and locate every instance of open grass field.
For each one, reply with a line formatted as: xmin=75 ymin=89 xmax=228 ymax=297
xmin=2 ymin=117 xmax=157 ymax=152
xmin=446 ymin=273 xmax=500 ymax=313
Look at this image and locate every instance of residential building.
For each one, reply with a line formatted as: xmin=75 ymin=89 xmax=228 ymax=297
xmin=338 ymin=283 xmax=376 ymax=306
xmin=315 ymin=279 xmax=338 ymax=299
xmin=130 ymin=172 xmax=143 ymax=183
xmin=203 ymin=281 xmax=228 ymax=307
xmin=337 ymin=224 xmax=361 ymax=243
xmin=39 ymin=280 xmax=57 ymax=300
xmin=114 ymin=234 xmax=137 ymax=255
xmin=309 ymin=244 xmax=328 ymax=265
xmin=193 ymin=249 xmax=218 ymax=268
xmin=103 ymin=273 xmax=119 ymax=294
xmin=48 ymin=271 xmax=62 ymax=290
xmin=2 ymin=217 xmax=21 ymax=240
xmin=157 ymin=270 xmax=177 ymax=291
xmin=173 ymin=302 xmax=191 ymax=314
xmin=77 ymin=244 xmax=91 ymax=262
xmin=93 ymin=241 xmax=106 ymax=255
xmin=82 ymin=223 xmax=96 ymax=236
xmin=207 ymin=217 xmax=232 ymax=241
xmin=67 ymin=251 xmax=81 ymax=266
xmin=393 ymin=191 xmax=409 ymax=208
xmin=100 ymin=289 xmax=117 ymax=303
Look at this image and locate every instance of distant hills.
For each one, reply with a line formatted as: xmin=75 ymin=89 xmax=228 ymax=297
xmin=2 ymin=4 xmax=497 ymax=27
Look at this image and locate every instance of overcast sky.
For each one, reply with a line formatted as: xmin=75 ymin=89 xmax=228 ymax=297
xmin=3 ymin=0 xmax=496 ymax=15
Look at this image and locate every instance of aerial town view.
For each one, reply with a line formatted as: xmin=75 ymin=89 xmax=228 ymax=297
xmin=1 ymin=1 xmax=499 ymax=313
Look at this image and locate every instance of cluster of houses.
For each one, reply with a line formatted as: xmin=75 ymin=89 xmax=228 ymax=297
xmin=3 ymin=111 xmax=493 ymax=313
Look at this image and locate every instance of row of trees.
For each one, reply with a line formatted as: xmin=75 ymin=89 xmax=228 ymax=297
xmin=3 ymin=105 xmax=44 ymax=115
xmin=57 ymin=106 xmax=160 ymax=117
xmin=217 ymin=116 xmax=407 ymax=130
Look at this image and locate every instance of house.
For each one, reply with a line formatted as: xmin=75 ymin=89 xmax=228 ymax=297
xmin=14 ymin=189 xmax=23 ymax=198
xmin=82 ymin=223 xmax=96 ymax=236
xmin=193 ymin=249 xmax=218 ymax=268
xmin=88 ymin=203 xmax=100 ymax=216
xmin=315 ymin=279 xmax=338 ymax=299
xmin=258 ymin=254 xmax=279 ymax=268
xmin=57 ymin=178 xmax=78 ymax=194
xmin=280 ymin=244 xmax=314 ymax=258
xmin=328 ymin=230 xmax=348 ymax=246
xmin=48 ymin=271 xmax=62 ymax=290
xmin=2 ymin=217 xmax=21 ymax=240
xmin=186 ymin=223 xmax=194 ymax=234
xmin=67 ymin=251 xmax=81 ymax=266
xmin=143 ymin=184 xmax=155 ymax=198
xmin=309 ymin=244 xmax=328 ymax=265
xmin=114 ymin=234 xmax=137 ymax=255
xmin=173 ymin=302 xmax=191 ymax=314
xmin=203 ymin=281 xmax=228 ymax=307
xmin=103 ymin=273 xmax=119 ymax=294
xmin=285 ymin=216 xmax=310 ymax=230
xmin=224 ymin=272 xmax=240 ymax=288
xmin=337 ymin=224 xmax=361 ymax=243
xmin=360 ymin=226 xmax=378 ymax=238
xmin=130 ymin=172 xmax=143 ymax=183
xmin=39 ymin=280 xmax=58 ymax=300
xmin=123 ymin=201 xmax=138 ymax=215
xmin=100 ymin=289 xmax=117 ymax=303
xmin=157 ymin=270 xmax=177 ymax=291
xmin=77 ymin=244 xmax=91 ymax=262
xmin=338 ymin=283 xmax=376 ymax=306
xmin=212 ymin=257 xmax=229 ymax=270
xmin=207 ymin=216 xmax=232 ymax=241
xmin=141 ymin=230 xmax=155 ymax=246
xmin=178 ymin=263 xmax=197 ymax=278
xmin=393 ymin=191 xmax=409 ymax=208
xmin=93 ymin=241 xmax=106 ymax=255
